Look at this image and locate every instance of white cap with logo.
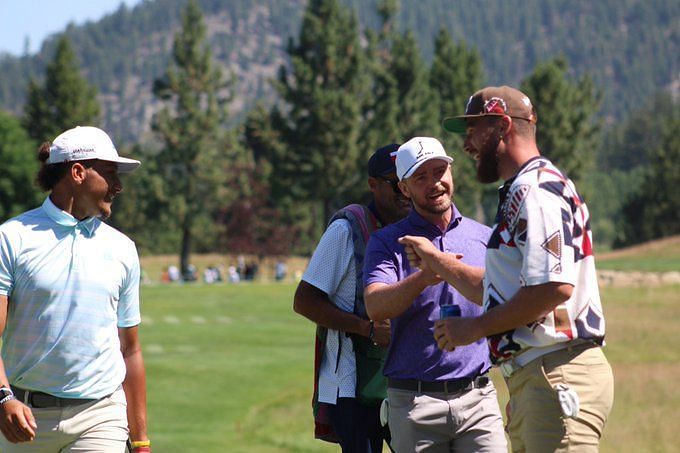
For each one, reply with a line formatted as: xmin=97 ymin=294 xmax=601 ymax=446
xmin=48 ymin=126 xmax=141 ymax=173
xmin=396 ymin=137 xmax=453 ymax=181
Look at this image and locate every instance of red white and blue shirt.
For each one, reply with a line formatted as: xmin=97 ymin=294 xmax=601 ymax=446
xmin=483 ymin=157 xmax=606 ymax=362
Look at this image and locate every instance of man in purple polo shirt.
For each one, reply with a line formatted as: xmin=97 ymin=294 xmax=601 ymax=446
xmin=363 ymin=136 xmax=506 ymax=452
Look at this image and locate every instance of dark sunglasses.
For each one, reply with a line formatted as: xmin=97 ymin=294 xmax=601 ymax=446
xmin=378 ymin=177 xmax=401 ymax=194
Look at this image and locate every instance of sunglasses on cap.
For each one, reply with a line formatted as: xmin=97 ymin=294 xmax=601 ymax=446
xmin=378 ymin=177 xmax=401 ymax=194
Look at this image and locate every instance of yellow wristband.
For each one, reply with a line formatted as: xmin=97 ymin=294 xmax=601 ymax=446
xmin=131 ymin=440 xmax=151 ymax=448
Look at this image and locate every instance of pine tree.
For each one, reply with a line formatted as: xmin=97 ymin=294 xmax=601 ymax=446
xmin=619 ymin=115 xmax=680 ymax=245
xmin=151 ymin=0 xmax=235 ymax=275
xmin=22 ymin=36 xmax=100 ymax=142
xmin=390 ymin=30 xmax=439 ymax=139
xmin=360 ymin=0 xmax=401 ymax=152
xmin=0 ymin=111 xmax=41 ymax=221
xmin=429 ymin=28 xmax=488 ymax=221
xmin=273 ymin=0 xmax=366 ymax=225
xmin=520 ymin=57 xmax=601 ymax=183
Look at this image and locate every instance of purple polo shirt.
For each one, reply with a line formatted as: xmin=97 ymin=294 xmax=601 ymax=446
xmin=363 ymin=205 xmax=492 ymax=381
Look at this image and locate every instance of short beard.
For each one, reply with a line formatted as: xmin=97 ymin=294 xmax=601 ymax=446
xmin=476 ymin=128 xmax=502 ymax=183
xmin=417 ymin=192 xmax=452 ymax=216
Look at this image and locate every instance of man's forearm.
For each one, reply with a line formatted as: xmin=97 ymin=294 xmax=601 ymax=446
xmin=424 ymin=251 xmax=485 ymax=305
xmin=475 ymin=282 xmax=573 ymax=338
xmin=294 ymin=281 xmax=371 ymax=337
xmin=364 ymin=271 xmax=434 ymax=321
xmin=123 ymin=349 xmax=149 ymax=442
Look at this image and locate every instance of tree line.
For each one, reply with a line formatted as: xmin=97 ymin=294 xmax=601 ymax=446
xmin=1 ymin=0 xmax=677 ymax=275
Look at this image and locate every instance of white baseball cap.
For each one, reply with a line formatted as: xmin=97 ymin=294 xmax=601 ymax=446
xmin=396 ymin=137 xmax=453 ymax=181
xmin=48 ymin=126 xmax=141 ymax=173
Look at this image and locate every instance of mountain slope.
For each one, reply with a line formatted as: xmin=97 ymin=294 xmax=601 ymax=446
xmin=0 ymin=0 xmax=677 ymax=143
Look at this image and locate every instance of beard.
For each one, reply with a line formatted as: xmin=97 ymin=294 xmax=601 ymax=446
xmin=476 ymin=128 xmax=502 ymax=184
xmin=415 ymin=187 xmax=453 ymax=216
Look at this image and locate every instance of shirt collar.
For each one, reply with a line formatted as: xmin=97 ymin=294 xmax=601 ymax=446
xmin=42 ymin=196 xmax=98 ymax=237
xmin=407 ymin=204 xmax=462 ymax=234
xmin=502 ymin=156 xmax=546 ymax=189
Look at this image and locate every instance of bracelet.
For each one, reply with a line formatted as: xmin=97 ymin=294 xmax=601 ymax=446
xmin=131 ymin=440 xmax=151 ymax=448
xmin=0 ymin=395 xmax=15 ymax=405
xmin=368 ymin=320 xmax=375 ymax=341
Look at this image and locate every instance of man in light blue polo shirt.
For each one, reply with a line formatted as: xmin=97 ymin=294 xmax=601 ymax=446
xmin=0 ymin=126 xmax=151 ymax=452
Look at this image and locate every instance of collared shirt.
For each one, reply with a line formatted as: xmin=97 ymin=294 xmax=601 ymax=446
xmin=0 ymin=197 xmax=141 ymax=399
xmin=363 ymin=205 xmax=492 ymax=381
xmin=484 ymin=157 xmax=606 ymax=362
xmin=302 ymin=219 xmax=357 ymax=404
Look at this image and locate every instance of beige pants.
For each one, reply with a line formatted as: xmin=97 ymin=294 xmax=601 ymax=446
xmin=0 ymin=387 xmax=129 ymax=453
xmin=506 ymin=345 xmax=614 ymax=453
xmin=387 ymin=382 xmax=507 ymax=452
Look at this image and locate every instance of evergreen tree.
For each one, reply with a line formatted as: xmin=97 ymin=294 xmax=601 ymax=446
xmin=618 ymin=115 xmax=680 ymax=245
xmin=599 ymin=93 xmax=676 ymax=172
xmin=390 ymin=30 xmax=439 ymax=139
xmin=0 ymin=111 xmax=41 ymax=221
xmin=151 ymin=0 xmax=235 ymax=275
xmin=361 ymin=0 xmax=401 ymax=152
xmin=429 ymin=29 xmax=489 ymax=221
xmin=273 ymin=0 xmax=366 ymax=225
xmin=22 ymin=36 xmax=100 ymax=142
xmin=520 ymin=57 xmax=601 ymax=183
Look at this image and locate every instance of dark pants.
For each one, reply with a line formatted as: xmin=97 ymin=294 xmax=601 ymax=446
xmin=328 ymin=397 xmax=389 ymax=453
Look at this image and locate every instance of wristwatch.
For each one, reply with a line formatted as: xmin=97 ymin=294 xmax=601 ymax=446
xmin=0 ymin=387 xmax=13 ymax=399
xmin=0 ymin=387 xmax=15 ymax=404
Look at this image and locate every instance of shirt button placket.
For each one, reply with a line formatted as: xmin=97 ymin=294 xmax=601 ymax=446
xmin=71 ymin=227 xmax=80 ymax=271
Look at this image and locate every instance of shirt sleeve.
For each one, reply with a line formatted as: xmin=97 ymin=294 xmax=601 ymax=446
xmin=117 ymin=240 xmax=141 ymax=327
xmin=302 ymin=219 xmax=354 ymax=297
xmin=518 ymin=183 xmax=577 ymax=287
xmin=363 ymin=232 xmax=399 ymax=287
xmin=0 ymin=228 xmax=16 ymax=296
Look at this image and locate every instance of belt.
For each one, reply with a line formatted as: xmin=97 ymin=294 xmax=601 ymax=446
xmin=499 ymin=340 xmax=598 ymax=378
xmin=11 ymin=386 xmax=98 ymax=408
xmin=388 ymin=374 xmax=489 ymax=394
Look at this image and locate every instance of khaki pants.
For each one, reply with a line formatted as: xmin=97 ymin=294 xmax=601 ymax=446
xmin=506 ymin=345 xmax=614 ymax=453
xmin=387 ymin=382 xmax=507 ymax=452
xmin=0 ymin=387 xmax=128 ymax=453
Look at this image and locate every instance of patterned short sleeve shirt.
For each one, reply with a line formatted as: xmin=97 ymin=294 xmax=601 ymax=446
xmin=484 ymin=157 xmax=606 ymax=362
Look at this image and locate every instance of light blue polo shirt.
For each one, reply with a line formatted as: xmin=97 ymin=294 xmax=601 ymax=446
xmin=0 ymin=197 xmax=141 ymax=399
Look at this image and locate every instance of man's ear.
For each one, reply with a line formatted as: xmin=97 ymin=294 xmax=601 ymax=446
xmin=368 ymin=176 xmax=379 ymax=192
xmin=398 ymin=180 xmax=411 ymax=199
xmin=500 ymin=116 xmax=512 ymax=137
xmin=70 ymin=162 xmax=88 ymax=184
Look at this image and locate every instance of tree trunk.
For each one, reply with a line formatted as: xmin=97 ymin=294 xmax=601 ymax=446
xmin=180 ymin=216 xmax=193 ymax=278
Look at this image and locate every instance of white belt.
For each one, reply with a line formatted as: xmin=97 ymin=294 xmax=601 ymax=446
xmin=498 ymin=340 xmax=590 ymax=378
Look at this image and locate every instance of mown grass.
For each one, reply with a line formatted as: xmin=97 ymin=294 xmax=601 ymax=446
xmin=595 ymin=257 xmax=680 ymax=273
xmin=140 ymin=282 xmax=680 ymax=452
xmin=596 ymin=235 xmax=680 ymax=272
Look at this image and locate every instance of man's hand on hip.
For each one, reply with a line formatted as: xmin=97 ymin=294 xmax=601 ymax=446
xmin=0 ymin=399 xmax=37 ymax=443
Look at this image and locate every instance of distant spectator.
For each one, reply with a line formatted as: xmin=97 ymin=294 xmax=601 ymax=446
xmin=275 ymin=261 xmax=287 ymax=281
xmin=183 ymin=264 xmax=197 ymax=282
xmin=244 ymin=262 xmax=258 ymax=281
xmin=237 ymin=255 xmax=246 ymax=279
xmin=167 ymin=265 xmax=180 ymax=282
xmin=228 ymin=266 xmax=240 ymax=283
xmin=203 ymin=266 xmax=223 ymax=284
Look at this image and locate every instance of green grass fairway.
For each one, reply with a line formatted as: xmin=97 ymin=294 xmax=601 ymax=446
xmin=140 ymin=282 xmax=680 ymax=452
xmin=597 ymin=235 xmax=680 ymax=272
